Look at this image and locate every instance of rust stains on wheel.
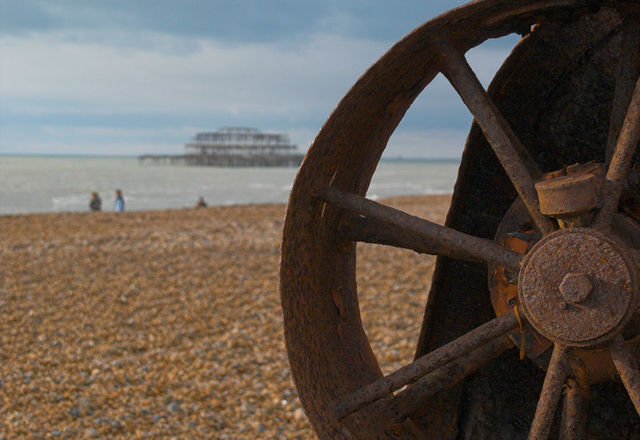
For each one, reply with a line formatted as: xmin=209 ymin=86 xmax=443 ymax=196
xmin=280 ymin=1 xmax=640 ymax=438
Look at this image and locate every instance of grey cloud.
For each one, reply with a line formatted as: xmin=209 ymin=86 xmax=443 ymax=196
xmin=1 ymin=0 xmax=522 ymax=158
xmin=1 ymin=1 xmax=463 ymax=44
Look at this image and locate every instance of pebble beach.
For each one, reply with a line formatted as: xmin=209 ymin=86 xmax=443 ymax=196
xmin=1 ymin=194 xmax=451 ymax=439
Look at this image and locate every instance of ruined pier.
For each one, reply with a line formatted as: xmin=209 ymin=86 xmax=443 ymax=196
xmin=139 ymin=127 xmax=304 ymax=167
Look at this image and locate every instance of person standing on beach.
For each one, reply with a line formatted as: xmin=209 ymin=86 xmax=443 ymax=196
xmin=195 ymin=196 xmax=207 ymax=209
xmin=89 ymin=192 xmax=102 ymax=211
xmin=114 ymin=189 xmax=125 ymax=212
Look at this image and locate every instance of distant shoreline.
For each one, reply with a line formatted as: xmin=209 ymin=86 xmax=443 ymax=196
xmin=0 ymin=152 xmax=461 ymax=163
xmin=1 ymin=157 xmax=459 ymax=215
xmin=0 ymin=153 xmax=140 ymax=159
xmin=0 ymin=193 xmax=454 ymax=218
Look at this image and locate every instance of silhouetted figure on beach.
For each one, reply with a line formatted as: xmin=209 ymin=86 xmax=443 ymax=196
xmin=115 ymin=189 xmax=125 ymax=212
xmin=89 ymin=192 xmax=102 ymax=211
xmin=195 ymin=196 xmax=207 ymax=209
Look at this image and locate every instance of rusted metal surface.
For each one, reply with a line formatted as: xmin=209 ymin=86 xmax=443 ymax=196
xmin=558 ymin=272 xmax=593 ymax=305
xmin=559 ymin=379 xmax=589 ymax=440
xmin=380 ymin=336 xmax=513 ymax=425
xmin=609 ymin=334 xmax=640 ymax=415
xmin=336 ymin=214 xmax=485 ymax=263
xmin=315 ymin=184 xmax=523 ymax=270
xmin=279 ymin=1 xmax=640 ymax=439
xmin=492 ymin=193 xmax=640 ymax=384
xmin=332 ymin=309 xmax=520 ymax=421
xmin=528 ymin=344 xmax=570 ymax=440
xmin=606 ymin=13 xmax=640 ymax=164
xmin=595 ymin=74 xmax=640 ymax=230
xmin=518 ymin=228 xmax=638 ymax=346
xmin=415 ymin=13 xmax=628 ymax=438
xmin=435 ymin=35 xmax=555 ymax=236
xmin=535 ymin=174 xmax=598 ymax=217
xmin=536 ymin=162 xmax=605 ymax=226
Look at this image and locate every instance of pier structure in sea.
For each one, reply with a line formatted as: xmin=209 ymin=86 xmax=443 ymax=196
xmin=139 ymin=127 xmax=305 ymax=167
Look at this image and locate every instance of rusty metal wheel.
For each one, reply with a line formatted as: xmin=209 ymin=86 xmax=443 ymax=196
xmin=280 ymin=1 xmax=640 ymax=439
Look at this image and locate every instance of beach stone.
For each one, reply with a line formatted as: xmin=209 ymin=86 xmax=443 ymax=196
xmin=294 ymin=408 xmax=307 ymax=422
xmin=1 ymin=196 xmax=448 ymax=439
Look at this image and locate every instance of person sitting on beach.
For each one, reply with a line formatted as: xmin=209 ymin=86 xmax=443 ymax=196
xmin=89 ymin=192 xmax=102 ymax=211
xmin=195 ymin=196 xmax=207 ymax=209
xmin=115 ymin=189 xmax=125 ymax=212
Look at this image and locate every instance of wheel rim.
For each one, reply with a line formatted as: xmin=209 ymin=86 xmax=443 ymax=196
xmin=280 ymin=1 xmax=640 ymax=439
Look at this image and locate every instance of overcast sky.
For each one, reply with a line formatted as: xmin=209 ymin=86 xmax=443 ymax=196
xmin=0 ymin=1 xmax=520 ymax=158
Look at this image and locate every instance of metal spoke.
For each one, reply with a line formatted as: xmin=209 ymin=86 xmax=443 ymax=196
xmin=559 ymin=379 xmax=588 ymax=440
xmin=528 ymin=344 xmax=570 ymax=440
xmin=609 ymin=334 xmax=640 ymax=415
xmin=380 ymin=335 xmax=512 ymax=425
xmin=606 ymin=14 xmax=640 ymax=164
xmin=332 ymin=309 xmax=520 ymax=420
xmin=315 ymin=184 xmax=523 ymax=271
xmin=594 ymin=71 xmax=640 ymax=230
xmin=337 ymin=213 xmax=486 ymax=263
xmin=433 ymin=36 xmax=555 ymax=236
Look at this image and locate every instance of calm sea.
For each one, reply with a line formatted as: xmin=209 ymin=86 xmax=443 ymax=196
xmin=0 ymin=156 xmax=459 ymax=215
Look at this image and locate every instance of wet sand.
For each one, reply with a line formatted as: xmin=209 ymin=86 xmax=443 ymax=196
xmin=1 ymin=194 xmax=451 ymax=439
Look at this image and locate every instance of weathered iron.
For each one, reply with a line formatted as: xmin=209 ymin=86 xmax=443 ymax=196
xmin=280 ymin=1 xmax=640 ymax=438
xmin=518 ymin=228 xmax=638 ymax=347
xmin=535 ymin=174 xmax=598 ymax=217
xmin=331 ymin=309 xmax=520 ymax=421
xmin=314 ymin=183 xmax=523 ymax=271
xmin=558 ymin=272 xmax=593 ymax=305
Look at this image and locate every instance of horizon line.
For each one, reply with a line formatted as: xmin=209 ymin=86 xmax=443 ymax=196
xmin=1 ymin=152 xmax=461 ymax=162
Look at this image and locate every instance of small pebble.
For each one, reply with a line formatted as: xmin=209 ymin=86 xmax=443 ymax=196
xmin=2 ymin=197 xmax=446 ymax=438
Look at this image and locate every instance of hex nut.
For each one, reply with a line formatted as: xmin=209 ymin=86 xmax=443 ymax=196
xmin=559 ymin=272 xmax=592 ymax=304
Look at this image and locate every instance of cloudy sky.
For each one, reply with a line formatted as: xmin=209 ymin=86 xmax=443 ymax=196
xmin=0 ymin=1 xmax=520 ymax=158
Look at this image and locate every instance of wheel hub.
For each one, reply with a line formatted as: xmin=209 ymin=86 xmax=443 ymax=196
xmin=518 ymin=228 xmax=639 ymax=347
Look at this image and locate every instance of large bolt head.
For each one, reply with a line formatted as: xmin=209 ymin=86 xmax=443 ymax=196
xmin=559 ymin=272 xmax=592 ymax=304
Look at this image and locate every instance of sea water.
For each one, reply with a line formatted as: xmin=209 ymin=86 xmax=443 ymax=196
xmin=0 ymin=156 xmax=459 ymax=215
